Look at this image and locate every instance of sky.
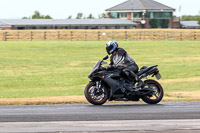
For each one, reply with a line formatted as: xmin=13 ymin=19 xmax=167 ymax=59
xmin=0 ymin=0 xmax=200 ymax=19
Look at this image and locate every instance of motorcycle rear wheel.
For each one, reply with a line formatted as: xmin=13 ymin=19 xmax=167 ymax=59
xmin=84 ymin=82 xmax=108 ymax=105
xmin=141 ymin=79 xmax=164 ymax=104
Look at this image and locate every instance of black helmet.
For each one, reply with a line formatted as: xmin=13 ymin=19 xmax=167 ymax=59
xmin=106 ymin=41 xmax=118 ymax=55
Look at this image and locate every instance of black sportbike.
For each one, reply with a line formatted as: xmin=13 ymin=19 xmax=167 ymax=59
xmin=84 ymin=55 xmax=163 ymax=105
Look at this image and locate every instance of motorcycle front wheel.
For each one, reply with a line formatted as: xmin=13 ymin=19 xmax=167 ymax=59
xmin=84 ymin=81 xmax=109 ymax=105
xmin=141 ymin=79 xmax=164 ymax=104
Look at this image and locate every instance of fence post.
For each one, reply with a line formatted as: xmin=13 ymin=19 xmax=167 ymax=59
xmin=98 ymin=31 xmax=100 ymax=41
xmin=194 ymin=31 xmax=196 ymax=40
xmin=3 ymin=32 xmax=7 ymax=41
xmin=138 ymin=31 xmax=141 ymax=40
xmin=30 ymin=31 xmax=33 ymax=41
xmin=17 ymin=32 xmax=19 ymax=41
xmin=84 ymin=31 xmax=87 ymax=41
xmin=44 ymin=31 xmax=46 ymax=40
xmin=125 ymin=31 xmax=127 ymax=41
xmin=165 ymin=31 xmax=168 ymax=40
xmin=70 ymin=31 xmax=73 ymax=41
xmin=153 ymin=32 xmax=155 ymax=40
xmin=180 ymin=31 xmax=182 ymax=41
xmin=57 ymin=31 xmax=60 ymax=41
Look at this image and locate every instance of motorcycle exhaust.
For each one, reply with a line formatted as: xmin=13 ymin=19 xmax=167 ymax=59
xmin=146 ymin=67 xmax=158 ymax=76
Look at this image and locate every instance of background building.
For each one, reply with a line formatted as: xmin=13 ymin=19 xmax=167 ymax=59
xmin=0 ymin=0 xmax=185 ymax=30
xmin=106 ymin=0 xmax=180 ymax=28
xmin=0 ymin=19 xmax=137 ymax=30
xmin=181 ymin=21 xmax=200 ymax=29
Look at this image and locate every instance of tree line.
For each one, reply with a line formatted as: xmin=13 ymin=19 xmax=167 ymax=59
xmin=182 ymin=15 xmax=200 ymax=24
xmin=22 ymin=11 xmax=107 ymax=19
xmin=180 ymin=11 xmax=200 ymax=24
xmin=22 ymin=10 xmax=200 ymax=25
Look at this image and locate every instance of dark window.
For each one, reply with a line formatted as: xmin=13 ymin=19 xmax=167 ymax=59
xmin=120 ymin=26 xmax=126 ymax=29
xmin=163 ymin=12 xmax=172 ymax=19
xmin=40 ymin=26 xmax=46 ymax=29
xmin=110 ymin=13 xmax=120 ymax=18
xmin=101 ymin=26 xmax=106 ymax=29
xmin=110 ymin=26 xmax=116 ymax=29
xmin=17 ymin=27 xmax=25 ymax=30
xmin=133 ymin=12 xmax=142 ymax=18
xmin=91 ymin=26 xmax=97 ymax=29
xmin=120 ymin=13 xmax=127 ymax=18
xmin=29 ymin=27 xmax=36 ymax=29
xmin=146 ymin=12 xmax=151 ymax=19
xmin=154 ymin=12 xmax=160 ymax=19
xmin=81 ymin=26 xmax=87 ymax=29
xmin=146 ymin=12 xmax=172 ymax=19
xmin=71 ymin=26 xmax=78 ymax=29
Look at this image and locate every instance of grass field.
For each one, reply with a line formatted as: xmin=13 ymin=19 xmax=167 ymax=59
xmin=0 ymin=41 xmax=200 ymax=101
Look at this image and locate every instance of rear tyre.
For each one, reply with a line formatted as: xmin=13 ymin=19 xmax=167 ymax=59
xmin=141 ymin=79 xmax=164 ymax=104
xmin=84 ymin=82 xmax=108 ymax=105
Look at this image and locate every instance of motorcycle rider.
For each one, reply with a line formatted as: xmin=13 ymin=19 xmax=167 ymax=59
xmin=105 ymin=40 xmax=144 ymax=91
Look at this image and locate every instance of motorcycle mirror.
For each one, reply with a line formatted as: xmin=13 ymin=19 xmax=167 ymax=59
xmin=103 ymin=55 xmax=109 ymax=60
xmin=101 ymin=61 xmax=107 ymax=65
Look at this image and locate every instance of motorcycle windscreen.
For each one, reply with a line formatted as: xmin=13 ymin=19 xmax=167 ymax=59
xmin=88 ymin=61 xmax=101 ymax=77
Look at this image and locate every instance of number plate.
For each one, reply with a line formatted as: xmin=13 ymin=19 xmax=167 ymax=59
xmin=155 ymin=72 xmax=161 ymax=80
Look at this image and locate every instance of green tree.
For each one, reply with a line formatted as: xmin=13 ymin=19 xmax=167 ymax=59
xmin=182 ymin=15 xmax=200 ymax=21
xmin=67 ymin=15 xmax=72 ymax=19
xmin=76 ymin=12 xmax=83 ymax=19
xmin=99 ymin=13 xmax=107 ymax=18
xmin=32 ymin=11 xmax=41 ymax=19
xmin=149 ymin=19 xmax=158 ymax=28
xmin=198 ymin=18 xmax=200 ymax=25
xmin=173 ymin=15 xmax=178 ymax=19
xmin=22 ymin=16 xmax=30 ymax=19
xmin=23 ymin=11 xmax=52 ymax=19
xmin=44 ymin=15 xmax=52 ymax=19
xmin=87 ymin=14 xmax=95 ymax=19
xmin=181 ymin=11 xmax=200 ymax=26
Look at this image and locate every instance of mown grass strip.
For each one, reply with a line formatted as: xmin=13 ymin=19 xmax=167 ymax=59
xmin=0 ymin=41 xmax=199 ymax=101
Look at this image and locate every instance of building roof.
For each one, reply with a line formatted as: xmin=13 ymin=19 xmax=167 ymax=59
xmin=0 ymin=20 xmax=11 ymax=27
xmin=0 ymin=19 xmax=137 ymax=26
xmin=106 ymin=0 xmax=175 ymax=11
xmin=181 ymin=21 xmax=200 ymax=28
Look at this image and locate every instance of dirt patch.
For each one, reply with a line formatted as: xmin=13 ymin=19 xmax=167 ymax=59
xmin=0 ymin=96 xmax=88 ymax=105
xmin=0 ymin=91 xmax=200 ymax=105
xmin=160 ymin=77 xmax=200 ymax=83
xmin=166 ymin=91 xmax=200 ymax=98
xmin=163 ymin=91 xmax=200 ymax=102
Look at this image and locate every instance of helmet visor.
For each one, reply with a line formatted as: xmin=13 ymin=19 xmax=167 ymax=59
xmin=106 ymin=45 xmax=113 ymax=55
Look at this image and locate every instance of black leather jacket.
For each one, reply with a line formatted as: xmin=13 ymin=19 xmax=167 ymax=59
xmin=109 ymin=48 xmax=138 ymax=70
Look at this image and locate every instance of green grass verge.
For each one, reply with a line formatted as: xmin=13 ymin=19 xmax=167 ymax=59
xmin=0 ymin=41 xmax=200 ymax=98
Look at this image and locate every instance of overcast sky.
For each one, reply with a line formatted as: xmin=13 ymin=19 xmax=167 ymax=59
xmin=0 ymin=0 xmax=200 ymax=19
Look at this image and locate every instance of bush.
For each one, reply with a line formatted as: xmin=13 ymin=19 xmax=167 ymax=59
xmin=149 ymin=19 xmax=158 ymax=28
xmin=149 ymin=19 xmax=169 ymax=28
xmin=162 ymin=19 xmax=169 ymax=28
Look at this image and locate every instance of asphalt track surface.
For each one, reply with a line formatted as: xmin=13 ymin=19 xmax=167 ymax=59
xmin=0 ymin=102 xmax=200 ymax=132
xmin=0 ymin=102 xmax=200 ymax=122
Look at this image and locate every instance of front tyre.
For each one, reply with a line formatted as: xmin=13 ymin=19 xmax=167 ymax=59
xmin=84 ymin=82 xmax=108 ymax=105
xmin=142 ymin=79 xmax=164 ymax=104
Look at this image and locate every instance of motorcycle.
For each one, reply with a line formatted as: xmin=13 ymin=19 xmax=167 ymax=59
xmin=84 ymin=55 xmax=163 ymax=105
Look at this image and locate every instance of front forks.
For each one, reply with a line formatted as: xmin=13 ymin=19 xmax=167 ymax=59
xmin=95 ymin=80 xmax=102 ymax=93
